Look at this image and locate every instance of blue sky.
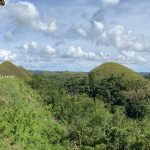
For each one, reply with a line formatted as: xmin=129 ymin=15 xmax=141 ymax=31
xmin=0 ymin=0 xmax=150 ymax=72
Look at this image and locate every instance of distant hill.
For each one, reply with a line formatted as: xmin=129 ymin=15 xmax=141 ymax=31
xmin=89 ymin=62 xmax=144 ymax=82
xmin=58 ymin=71 xmax=88 ymax=79
xmin=42 ymin=71 xmax=59 ymax=77
xmin=0 ymin=61 xmax=31 ymax=80
xmin=30 ymin=70 xmax=88 ymax=78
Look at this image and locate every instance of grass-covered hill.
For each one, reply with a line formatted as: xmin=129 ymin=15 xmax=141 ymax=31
xmin=0 ymin=61 xmax=31 ymax=80
xmin=89 ymin=62 xmax=144 ymax=82
xmin=0 ymin=78 xmax=66 ymax=150
xmin=18 ymin=66 xmax=32 ymax=77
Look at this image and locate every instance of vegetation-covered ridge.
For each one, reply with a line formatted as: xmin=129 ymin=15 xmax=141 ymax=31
xmin=0 ymin=78 xmax=67 ymax=150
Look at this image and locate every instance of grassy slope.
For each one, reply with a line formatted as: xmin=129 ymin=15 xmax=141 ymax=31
xmin=0 ymin=78 xmax=37 ymax=104
xmin=0 ymin=61 xmax=31 ymax=80
xmin=89 ymin=62 xmax=144 ymax=81
xmin=18 ymin=66 xmax=32 ymax=77
xmin=0 ymin=78 xmax=65 ymax=150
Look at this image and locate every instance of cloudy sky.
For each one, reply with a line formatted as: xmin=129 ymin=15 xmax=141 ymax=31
xmin=0 ymin=0 xmax=150 ymax=72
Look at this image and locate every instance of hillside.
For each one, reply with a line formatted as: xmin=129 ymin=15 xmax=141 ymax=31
xmin=0 ymin=61 xmax=31 ymax=80
xmin=0 ymin=78 xmax=65 ymax=150
xmin=18 ymin=66 xmax=32 ymax=77
xmin=89 ymin=62 xmax=144 ymax=82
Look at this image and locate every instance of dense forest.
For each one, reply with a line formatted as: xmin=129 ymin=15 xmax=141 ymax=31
xmin=0 ymin=62 xmax=150 ymax=150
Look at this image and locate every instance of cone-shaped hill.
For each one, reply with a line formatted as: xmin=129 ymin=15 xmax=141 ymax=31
xmin=89 ymin=62 xmax=144 ymax=82
xmin=0 ymin=61 xmax=31 ymax=79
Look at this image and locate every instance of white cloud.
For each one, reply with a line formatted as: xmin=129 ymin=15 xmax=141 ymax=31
xmin=118 ymin=50 xmax=147 ymax=64
xmin=91 ymin=21 xmax=150 ymax=52
xmin=67 ymin=46 xmax=86 ymax=58
xmin=0 ymin=49 xmax=17 ymax=61
xmin=65 ymin=46 xmax=109 ymax=61
xmin=10 ymin=1 xmax=38 ymax=23
xmin=93 ymin=21 xmax=105 ymax=32
xmin=32 ymin=18 xmax=58 ymax=35
xmin=67 ymin=25 xmax=87 ymax=39
xmin=42 ymin=45 xmax=56 ymax=55
xmin=10 ymin=1 xmax=58 ymax=35
xmin=89 ymin=3 xmax=150 ymax=55
xmin=20 ymin=41 xmax=38 ymax=54
xmin=101 ymin=0 xmax=120 ymax=5
xmin=18 ymin=41 xmax=56 ymax=61
xmin=76 ymin=27 xmax=87 ymax=38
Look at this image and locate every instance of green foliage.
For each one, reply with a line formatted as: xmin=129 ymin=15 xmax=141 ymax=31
xmin=28 ymin=75 xmax=65 ymax=105
xmin=66 ymin=98 xmax=112 ymax=149
xmin=0 ymin=100 xmax=65 ymax=149
xmin=28 ymin=73 xmax=150 ymax=149
xmin=0 ymin=78 xmax=67 ymax=149
xmin=89 ymin=75 xmax=129 ymax=105
xmin=89 ymin=74 xmax=149 ymax=120
xmin=125 ymin=101 xmax=146 ymax=120
xmin=64 ymin=76 xmax=90 ymax=96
